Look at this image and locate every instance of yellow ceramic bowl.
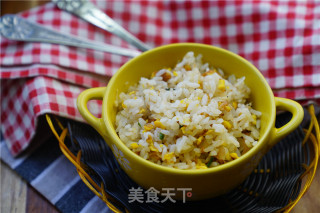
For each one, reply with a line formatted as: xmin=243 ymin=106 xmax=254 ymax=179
xmin=77 ymin=43 xmax=303 ymax=200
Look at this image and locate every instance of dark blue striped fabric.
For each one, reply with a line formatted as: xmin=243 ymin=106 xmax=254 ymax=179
xmin=56 ymin=180 xmax=96 ymax=213
xmin=15 ymin=137 xmax=62 ymax=182
xmin=0 ymin=134 xmax=110 ymax=213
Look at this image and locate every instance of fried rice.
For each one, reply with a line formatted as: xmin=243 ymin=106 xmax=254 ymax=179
xmin=115 ymin=51 xmax=261 ymax=170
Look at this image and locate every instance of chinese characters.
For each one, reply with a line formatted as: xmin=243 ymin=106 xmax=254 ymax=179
xmin=128 ymin=187 xmax=192 ymax=203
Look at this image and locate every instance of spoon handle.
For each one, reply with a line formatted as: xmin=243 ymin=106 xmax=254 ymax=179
xmin=53 ymin=0 xmax=151 ymax=52
xmin=0 ymin=14 xmax=141 ymax=58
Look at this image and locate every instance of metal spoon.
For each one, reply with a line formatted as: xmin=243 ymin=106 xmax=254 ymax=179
xmin=0 ymin=14 xmax=142 ymax=58
xmin=52 ymin=0 xmax=151 ymax=52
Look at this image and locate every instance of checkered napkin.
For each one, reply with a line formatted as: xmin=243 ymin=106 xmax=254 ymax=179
xmin=1 ymin=0 xmax=320 ymax=156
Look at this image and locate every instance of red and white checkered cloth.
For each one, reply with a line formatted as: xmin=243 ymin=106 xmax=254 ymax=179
xmin=1 ymin=0 xmax=320 ymax=156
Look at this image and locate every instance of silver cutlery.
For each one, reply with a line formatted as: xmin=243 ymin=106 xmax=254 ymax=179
xmin=0 ymin=14 xmax=142 ymax=58
xmin=52 ymin=0 xmax=151 ymax=52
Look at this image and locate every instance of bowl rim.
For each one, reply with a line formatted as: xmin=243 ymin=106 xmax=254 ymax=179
xmin=103 ymin=42 xmax=275 ymax=175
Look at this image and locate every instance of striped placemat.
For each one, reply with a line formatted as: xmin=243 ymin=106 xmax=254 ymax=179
xmin=0 ymin=133 xmax=111 ymax=213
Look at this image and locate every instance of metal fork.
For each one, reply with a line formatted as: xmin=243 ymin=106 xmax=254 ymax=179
xmin=52 ymin=0 xmax=151 ymax=52
xmin=0 ymin=14 xmax=141 ymax=58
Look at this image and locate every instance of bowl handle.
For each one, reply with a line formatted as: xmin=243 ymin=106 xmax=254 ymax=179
xmin=269 ymin=97 xmax=304 ymax=147
xmin=77 ymin=87 xmax=107 ymax=135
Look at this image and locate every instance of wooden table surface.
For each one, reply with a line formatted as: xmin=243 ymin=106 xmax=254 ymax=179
xmin=0 ymin=1 xmax=319 ymax=212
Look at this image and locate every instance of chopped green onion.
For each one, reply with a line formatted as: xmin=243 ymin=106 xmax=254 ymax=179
xmin=159 ymin=132 xmax=164 ymax=140
xmin=179 ymin=124 xmax=184 ymax=129
xmin=165 ymin=88 xmax=170 ymax=91
xmin=206 ymin=156 xmax=214 ymax=167
xmin=138 ymin=122 xmax=141 ymax=127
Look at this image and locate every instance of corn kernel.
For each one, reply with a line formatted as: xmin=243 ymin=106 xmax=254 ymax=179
xmin=173 ymin=71 xmax=178 ymax=76
xmin=129 ymin=91 xmax=136 ymax=95
xmin=196 ymin=138 xmax=204 ymax=146
xmin=225 ymin=105 xmax=231 ymax=112
xmin=196 ymin=160 xmax=208 ymax=169
xmin=149 ymin=145 xmax=158 ymax=152
xmin=130 ymin=143 xmax=139 ymax=149
xmin=163 ymin=152 xmax=175 ymax=161
xmin=146 ymin=135 xmax=153 ymax=143
xmin=205 ymin=130 xmax=214 ymax=135
xmin=180 ymin=125 xmax=192 ymax=134
xmin=222 ymin=120 xmax=232 ymax=129
xmin=134 ymin=96 xmax=137 ymax=99
xmin=196 ymin=136 xmax=204 ymax=145
xmin=144 ymin=124 xmax=154 ymax=131
xmin=230 ymin=153 xmax=239 ymax=159
xmin=252 ymin=115 xmax=257 ymax=125
xmin=226 ymin=153 xmax=232 ymax=161
xmin=154 ymin=119 xmax=166 ymax=129
xmin=139 ymin=108 xmax=145 ymax=114
xmin=232 ymin=101 xmax=238 ymax=109
xmin=218 ymin=101 xmax=231 ymax=111
xmin=218 ymin=79 xmax=226 ymax=91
